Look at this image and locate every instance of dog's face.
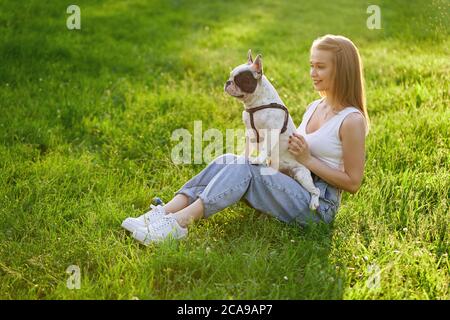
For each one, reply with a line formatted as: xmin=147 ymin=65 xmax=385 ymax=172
xmin=224 ymin=49 xmax=263 ymax=100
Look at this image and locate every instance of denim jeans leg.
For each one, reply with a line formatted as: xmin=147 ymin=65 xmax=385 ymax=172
xmin=174 ymin=153 xmax=240 ymax=205
xmin=176 ymin=153 xmax=341 ymax=226
xmin=197 ymin=156 xmax=253 ymax=217
xmin=198 ymin=162 xmax=340 ymax=226
xmin=242 ymin=165 xmax=320 ymax=225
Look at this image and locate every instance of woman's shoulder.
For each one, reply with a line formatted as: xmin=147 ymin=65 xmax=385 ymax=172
xmin=341 ymin=105 xmax=363 ymax=114
xmin=340 ymin=111 xmax=368 ymax=139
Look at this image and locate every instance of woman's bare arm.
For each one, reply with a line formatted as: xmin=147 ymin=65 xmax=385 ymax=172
xmin=304 ymin=113 xmax=366 ymax=193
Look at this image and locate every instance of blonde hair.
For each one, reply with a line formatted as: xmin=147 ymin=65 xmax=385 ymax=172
xmin=311 ymin=34 xmax=370 ymax=135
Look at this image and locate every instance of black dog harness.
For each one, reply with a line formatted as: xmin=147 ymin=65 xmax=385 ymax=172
xmin=244 ymin=103 xmax=289 ymax=143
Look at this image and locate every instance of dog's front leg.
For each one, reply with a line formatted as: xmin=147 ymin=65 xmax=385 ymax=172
xmin=248 ymin=128 xmax=282 ymax=168
xmin=243 ymin=129 xmax=258 ymax=159
xmin=292 ymin=166 xmax=320 ymax=210
xmin=249 ymin=129 xmax=269 ymax=165
xmin=252 ymin=129 xmax=283 ymax=177
xmin=266 ymin=129 xmax=282 ymax=170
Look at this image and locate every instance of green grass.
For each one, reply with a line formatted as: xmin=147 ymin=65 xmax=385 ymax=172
xmin=0 ymin=0 xmax=448 ymax=299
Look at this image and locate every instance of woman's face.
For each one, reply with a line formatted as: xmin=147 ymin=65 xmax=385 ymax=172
xmin=310 ymin=48 xmax=334 ymax=92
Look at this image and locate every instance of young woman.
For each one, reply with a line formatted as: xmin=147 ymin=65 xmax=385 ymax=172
xmin=122 ymin=34 xmax=370 ymax=245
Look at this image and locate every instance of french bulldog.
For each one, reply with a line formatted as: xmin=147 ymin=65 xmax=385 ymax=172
xmin=224 ymin=50 xmax=320 ymax=210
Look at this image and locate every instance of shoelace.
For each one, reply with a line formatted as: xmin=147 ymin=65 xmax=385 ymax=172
xmin=144 ymin=205 xmax=164 ymax=219
xmin=142 ymin=205 xmax=165 ymax=225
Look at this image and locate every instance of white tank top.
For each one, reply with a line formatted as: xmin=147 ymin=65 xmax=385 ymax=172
xmin=297 ymin=98 xmax=365 ymax=172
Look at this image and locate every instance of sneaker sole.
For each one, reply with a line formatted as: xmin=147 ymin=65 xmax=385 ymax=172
xmin=121 ymin=218 xmax=145 ymax=233
xmin=131 ymin=229 xmax=188 ymax=246
xmin=131 ymin=229 xmax=152 ymax=246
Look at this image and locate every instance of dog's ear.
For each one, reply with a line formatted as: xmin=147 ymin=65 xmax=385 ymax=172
xmin=251 ymin=54 xmax=263 ymax=79
xmin=247 ymin=49 xmax=253 ymax=64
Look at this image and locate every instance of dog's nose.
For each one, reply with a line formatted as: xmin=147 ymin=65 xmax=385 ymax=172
xmin=225 ymin=80 xmax=232 ymax=87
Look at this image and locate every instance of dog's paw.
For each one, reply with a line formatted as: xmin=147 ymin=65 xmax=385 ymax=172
xmin=309 ymin=195 xmax=320 ymax=211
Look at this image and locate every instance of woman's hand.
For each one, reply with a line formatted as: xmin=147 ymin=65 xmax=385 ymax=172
xmin=288 ymin=132 xmax=313 ymax=165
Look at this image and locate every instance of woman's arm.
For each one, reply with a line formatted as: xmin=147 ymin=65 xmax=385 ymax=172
xmin=289 ymin=113 xmax=366 ymax=194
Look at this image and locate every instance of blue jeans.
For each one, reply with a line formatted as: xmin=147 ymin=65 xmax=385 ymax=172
xmin=175 ymin=154 xmax=342 ymax=226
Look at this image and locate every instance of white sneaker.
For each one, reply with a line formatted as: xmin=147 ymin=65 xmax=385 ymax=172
xmin=131 ymin=214 xmax=188 ymax=245
xmin=121 ymin=204 xmax=166 ymax=233
xmin=140 ymin=204 xmax=166 ymax=225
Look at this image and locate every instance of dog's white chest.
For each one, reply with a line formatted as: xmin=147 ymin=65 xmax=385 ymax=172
xmin=242 ymin=109 xmax=278 ymax=141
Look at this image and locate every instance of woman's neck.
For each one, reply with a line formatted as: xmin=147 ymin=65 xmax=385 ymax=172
xmin=323 ymin=96 xmax=345 ymax=113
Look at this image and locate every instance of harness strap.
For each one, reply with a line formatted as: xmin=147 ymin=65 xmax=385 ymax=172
xmin=244 ymin=103 xmax=289 ymax=143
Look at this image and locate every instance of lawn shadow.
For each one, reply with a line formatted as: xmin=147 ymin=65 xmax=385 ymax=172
xmin=257 ymin=207 xmax=345 ymax=299
xmin=199 ymin=197 xmax=346 ymax=299
xmin=291 ymin=220 xmax=345 ymax=299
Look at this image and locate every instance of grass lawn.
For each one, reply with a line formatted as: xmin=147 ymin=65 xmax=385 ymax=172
xmin=0 ymin=0 xmax=448 ymax=299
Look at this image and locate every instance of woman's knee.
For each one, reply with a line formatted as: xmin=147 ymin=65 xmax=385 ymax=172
xmin=220 ymin=156 xmax=252 ymax=178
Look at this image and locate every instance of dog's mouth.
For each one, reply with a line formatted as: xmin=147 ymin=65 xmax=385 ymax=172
xmin=224 ymin=88 xmax=244 ymax=99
